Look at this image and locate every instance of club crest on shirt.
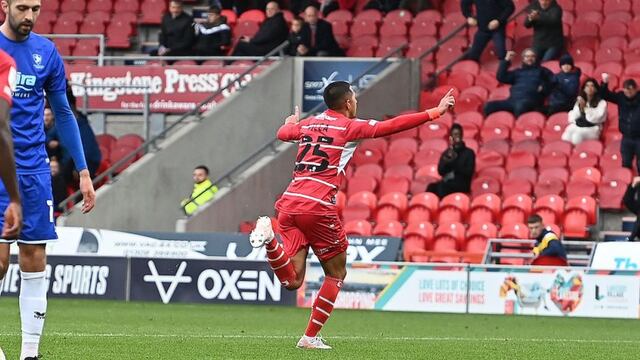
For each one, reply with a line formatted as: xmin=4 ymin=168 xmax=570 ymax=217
xmin=33 ymin=53 xmax=43 ymax=69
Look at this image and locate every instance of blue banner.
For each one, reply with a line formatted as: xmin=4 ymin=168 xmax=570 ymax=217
xmin=302 ymin=60 xmax=391 ymax=112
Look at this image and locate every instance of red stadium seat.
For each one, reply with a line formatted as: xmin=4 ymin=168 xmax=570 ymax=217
xmin=506 ymin=150 xmax=536 ymax=172
xmin=471 ymin=177 xmax=501 ymax=197
xmin=501 ymin=194 xmax=532 ymax=225
xmin=404 ymin=221 xmax=435 ymax=258
xmin=499 ymin=223 xmax=529 ymax=239
xmin=534 ymin=194 xmax=565 ymax=226
xmin=354 ymin=163 xmax=384 ymax=182
xmin=566 ymin=195 xmax=598 ymax=224
xmin=413 ymin=149 xmax=442 ymax=169
xmin=599 ymin=21 xmax=627 ymax=39
xmin=239 ymin=10 xmax=266 ymax=23
xmin=140 ymin=0 xmax=169 ymax=25
xmin=574 ymin=140 xmax=603 ymax=156
xmin=406 ymin=192 xmax=439 ymax=224
xmin=376 ymin=192 xmax=409 ymax=223
xmin=342 ymin=205 xmax=371 ymax=223
xmin=326 ymin=9 xmax=353 ymax=23
xmin=438 ymin=193 xmax=470 ymax=224
xmin=602 ymin=167 xmax=632 ymax=184
xmin=350 ymin=19 xmax=378 ymax=37
xmin=507 ymin=166 xmax=537 ymax=184
xmin=480 ymin=125 xmax=510 ymax=143
xmin=61 ymin=0 xmax=86 ymax=12
xmin=534 ymin=178 xmax=565 ymax=197
xmin=434 ymin=222 xmax=466 ymax=250
xmin=347 ymin=178 xmax=377 ymax=198
xmin=480 ymin=139 xmax=510 ymax=157
xmin=87 ymin=0 xmax=113 ymax=13
xmin=517 ymin=112 xmax=546 ymax=129
xmin=569 ymin=151 xmax=599 ymax=171
xmin=566 ymin=179 xmax=597 ymax=198
xmin=502 ymin=178 xmax=533 ymax=197
xmin=476 ymin=150 xmax=505 ymax=169
xmin=571 ymin=167 xmax=602 ymax=185
xmin=384 ymin=164 xmax=413 ymax=181
xmin=344 ymin=220 xmax=373 ymax=236
xmin=41 ymin=0 xmax=60 ymax=12
xmin=539 ymin=167 xmax=570 ymax=185
xmin=373 ymin=220 xmax=404 ymax=237
xmin=474 ymin=167 xmax=505 ymax=184
xmin=352 ymin=147 xmax=383 ymax=167
xmin=53 ymin=18 xmax=79 ymax=34
xmin=469 ymin=193 xmax=502 ymax=224
xmin=538 ymin=151 xmax=568 ymax=169
xmin=347 ymin=190 xmax=378 ymax=211
xmin=598 ymin=180 xmax=627 ymax=209
xmin=114 ymin=0 xmax=139 ymax=13
xmin=378 ymin=177 xmax=410 ymax=197
xmin=542 ymin=140 xmax=573 ymax=156
xmin=511 ymin=140 xmax=541 ymax=156
xmin=467 ymin=222 xmax=497 ymax=247
xmin=571 ymin=20 xmax=600 ymax=38
xmin=419 ymin=121 xmax=449 ymax=141
xmin=389 ymin=137 xmax=418 ymax=153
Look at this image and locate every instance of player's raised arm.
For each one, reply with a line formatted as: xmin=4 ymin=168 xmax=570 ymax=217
xmin=277 ymin=105 xmax=302 ymax=142
xmin=0 ymin=96 xmax=22 ymax=239
xmin=348 ymin=89 xmax=456 ymax=140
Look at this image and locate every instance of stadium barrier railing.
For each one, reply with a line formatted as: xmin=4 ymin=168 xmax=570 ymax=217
xmin=178 ymin=44 xmax=409 ymax=215
xmin=483 ymin=239 xmax=595 ymax=267
xmin=69 ymin=82 xmax=153 ymax=139
xmin=58 ymin=41 xmax=291 ymax=213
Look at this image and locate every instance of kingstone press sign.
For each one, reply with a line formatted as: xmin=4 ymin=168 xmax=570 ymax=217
xmin=67 ymin=65 xmax=264 ymax=113
xmin=129 ymin=258 xmax=296 ymax=305
xmin=0 ymin=255 xmax=127 ymax=300
xmin=302 ymin=59 xmax=391 ymax=112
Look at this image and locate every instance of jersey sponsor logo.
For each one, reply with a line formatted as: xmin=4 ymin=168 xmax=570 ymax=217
xmin=13 ymin=71 xmax=37 ymax=98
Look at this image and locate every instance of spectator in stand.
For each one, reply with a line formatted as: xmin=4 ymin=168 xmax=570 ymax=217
xmin=399 ymin=0 xmax=434 ymax=16
xmin=484 ymin=49 xmax=553 ymax=116
xmin=528 ymin=214 xmax=567 ymax=262
xmin=44 ymin=106 xmax=61 ymax=160
xmin=286 ymin=17 xmax=311 ymax=56
xmin=48 ymin=90 xmax=102 ymax=180
xmin=623 ymin=176 xmax=640 ymax=242
xmin=461 ymin=0 xmax=515 ymax=62
xmin=524 ymin=0 xmax=564 ymax=62
xmin=601 ymin=74 xmax=640 ymax=172
xmin=561 ymin=78 xmax=607 ymax=145
xmin=232 ymin=1 xmax=289 ymax=57
xmin=302 ymin=5 xmax=345 ymax=57
xmin=547 ymin=54 xmax=581 ymax=115
xmin=50 ymin=159 xmax=68 ymax=215
xmin=153 ymin=1 xmax=195 ymax=60
xmin=193 ymin=6 xmax=231 ymax=60
xmin=426 ymin=123 xmax=475 ymax=198
xmin=181 ymin=165 xmax=219 ymax=216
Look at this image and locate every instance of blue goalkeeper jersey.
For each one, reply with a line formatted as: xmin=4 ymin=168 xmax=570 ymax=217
xmin=0 ymin=31 xmax=68 ymax=175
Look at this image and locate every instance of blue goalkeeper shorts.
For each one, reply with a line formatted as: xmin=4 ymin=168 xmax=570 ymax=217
xmin=0 ymin=172 xmax=58 ymax=243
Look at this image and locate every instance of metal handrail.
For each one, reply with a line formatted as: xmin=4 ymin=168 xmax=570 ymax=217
xmin=180 ymin=44 xmax=408 ymax=214
xmin=427 ymin=5 xmax=531 ymax=85
xmin=58 ymin=41 xmax=290 ymax=214
xmin=68 ymin=82 xmax=152 ymax=139
xmin=44 ymin=34 xmax=105 ymax=66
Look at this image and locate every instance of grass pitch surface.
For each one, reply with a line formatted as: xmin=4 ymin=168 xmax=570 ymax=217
xmin=0 ymin=298 xmax=638 ymax=359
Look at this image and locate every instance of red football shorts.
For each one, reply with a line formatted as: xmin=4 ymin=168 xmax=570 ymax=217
xmin=277 ymin=212 xmax=348 ymax=262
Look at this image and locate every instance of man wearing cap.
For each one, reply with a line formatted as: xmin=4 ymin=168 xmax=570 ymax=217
xmin=547 ymin=54 xmax=581 ymax=115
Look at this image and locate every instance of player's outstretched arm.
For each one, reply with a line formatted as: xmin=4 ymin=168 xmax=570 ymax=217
xmin=350 ymin=89 xmax=455 ymax=139
xmin=0 ymin=98 xmax=22 ymax=238
xmin=277 ymin=106 xmax=302 ymax=142
xmin=48 ymin=91 xmax=96 ymax=213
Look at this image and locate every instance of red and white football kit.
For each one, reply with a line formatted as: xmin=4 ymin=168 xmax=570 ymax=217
xmin=274 ymin=108 xmax=441 ymax=261
xmin=0 ymin=50 xmax=15 ymax=106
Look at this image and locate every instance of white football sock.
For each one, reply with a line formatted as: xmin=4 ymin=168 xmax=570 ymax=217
xmin=19 ymin=271 xmax=47 ymax=360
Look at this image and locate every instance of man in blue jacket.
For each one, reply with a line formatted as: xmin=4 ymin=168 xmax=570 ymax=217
xmin=601 ymin=73 xmax=640 ymax=172
xmin=547 ymin=54 xmax=580 ymax=115
xmin=462 ymin=0 xmax=515 ymax=62
xmin=484 ymin=49 xmax=553 ymax=116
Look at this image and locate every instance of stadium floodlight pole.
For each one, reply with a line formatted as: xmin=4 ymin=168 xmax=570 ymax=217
xmin=59 ymin=41 xmax=291 ymax=215
xmin=179 ymin=44 xmax=409 ymax=215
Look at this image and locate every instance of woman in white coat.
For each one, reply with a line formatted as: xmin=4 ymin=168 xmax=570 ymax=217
xmin=561 ymin=78 xmax=607 ymax=145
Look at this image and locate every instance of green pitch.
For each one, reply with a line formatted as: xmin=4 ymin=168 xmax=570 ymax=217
xmin=0 ymin=298 xmax=638 ymax=359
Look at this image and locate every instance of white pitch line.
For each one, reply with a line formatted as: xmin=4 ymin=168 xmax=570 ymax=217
xmin=0 ymin=333 xmax=637 ymax=344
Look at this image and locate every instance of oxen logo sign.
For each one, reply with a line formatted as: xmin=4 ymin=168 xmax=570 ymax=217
xmin=144 ymin=261 xmax=192 ymax=304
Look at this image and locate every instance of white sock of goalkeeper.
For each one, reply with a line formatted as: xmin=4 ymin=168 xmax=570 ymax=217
xmin=20 ymin=270 xmax=47 ymax=359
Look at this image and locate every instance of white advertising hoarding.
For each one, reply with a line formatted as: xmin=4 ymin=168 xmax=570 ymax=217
xmin=590 ymin=242 xmax=640 ymax=270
